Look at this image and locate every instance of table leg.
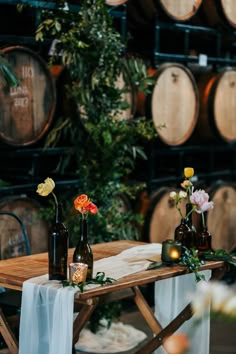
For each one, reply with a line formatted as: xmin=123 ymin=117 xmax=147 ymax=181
xmin=135 ymin=303 xmax=192 ymax=354
xmin=73 ymin=299 xmax=99 ymax=345
xmin=132 ymin=286 xmax=163 ymax=334
xmin=0 ymin=308 xmax=18 ymax=354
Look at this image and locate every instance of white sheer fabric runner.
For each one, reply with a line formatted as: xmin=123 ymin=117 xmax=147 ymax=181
xmin=19 ymin=243 xmax=162 ymax=354
xmin=155 ymin=270 xmax=211 ymax=354
xmin=19 ymin=276 xmax=78 ymax=354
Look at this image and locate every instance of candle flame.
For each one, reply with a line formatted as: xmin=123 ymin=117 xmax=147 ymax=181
xmin=170 ymin=249 xmax=180 ymax=260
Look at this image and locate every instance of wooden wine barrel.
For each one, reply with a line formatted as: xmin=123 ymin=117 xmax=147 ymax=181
xmin=195 ymin=68 xmax=236 ymax=143
xmin=113 ymin=68 xmax=136 ymax=121
xmin=115 ymin=192 xmax=132 ymax=213
xmin=137 ymin=63 xmax=199 ymax=146
xmin=0 ymin=195 xmax=49 ymax=260
xmin=142 ymin=185 xmax=204 ymax=243
xmin=51 ymin=64 xmax=135 ymax=122
xmin=126 ymin=0 xmax=157 ymax=34
xmin=127 ymin=0 xmax=202 ymax=33
xmin=158 ymin=0 xmax=203 ymax=22
xmin=142 ymin=187 xmax=185 ymax=243
xmin=200 ymin=0 xmax=236 ymax=30
xmin=106 ymin=0 xmax=127 ymax=5
xmin=207 ymin=182 xmax=236 ymax=252
xmin=0 ymin=46 xmax=56 ymax=146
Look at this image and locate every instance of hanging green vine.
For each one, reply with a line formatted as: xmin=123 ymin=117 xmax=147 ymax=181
xmin=36 ymin=0 xmax=157 ymax=245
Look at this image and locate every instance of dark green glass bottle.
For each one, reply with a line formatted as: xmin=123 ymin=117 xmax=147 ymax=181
xmin=73 ymin=217 xmax=93 ymax=280
xmin=48 ymin=202 xmax=69 ymax=280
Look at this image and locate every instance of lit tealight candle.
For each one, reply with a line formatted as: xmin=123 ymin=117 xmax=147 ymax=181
xmin=161 ymin=239 xmax=182 ymax=265
xmin=169 ymin=248 xmax=181 ymax=260
xmin=69 ymin=263 xmax=88 ymax=283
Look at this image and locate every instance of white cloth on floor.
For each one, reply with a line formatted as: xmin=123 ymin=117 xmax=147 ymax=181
xmin=75 ymin=320 xmax=147 ymax=353
xmin=154 ymin=270 xmax=211 ymax=354
xmin=19 ymin=243 xmax=162 ymax=354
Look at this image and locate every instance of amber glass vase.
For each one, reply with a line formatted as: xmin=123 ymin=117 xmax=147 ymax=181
xmin=197 ymin=226 xmax=212 ymax=255
xmin=174 ymin=218 xmax=190 ymax=249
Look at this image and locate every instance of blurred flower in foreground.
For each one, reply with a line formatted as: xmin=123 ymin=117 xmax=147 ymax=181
xmin=164 ymin=333 xmax=190 ymax=354
xmin=190 ymin=281 xmax=236 ymax=318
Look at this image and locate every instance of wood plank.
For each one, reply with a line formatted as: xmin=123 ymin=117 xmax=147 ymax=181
xmin=0 ymin=241 xmax=224 ymax=296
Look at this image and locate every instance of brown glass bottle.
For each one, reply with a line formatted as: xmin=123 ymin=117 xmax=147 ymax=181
xmin=174 ymin=218 xmax=190 ymax=250
xmin=197 ymin=226 xmax=212 ymax=255
xmin=73 ymin=217 xmax=93 ymax=280
xmin=48 ymin=202 xmax=69 ymax=280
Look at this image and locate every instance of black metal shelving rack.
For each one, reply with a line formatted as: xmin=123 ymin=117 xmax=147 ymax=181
xmin=127 ymin=14 xmax=236 ymax=191
xmin=0 ymin=1 xmax=236 ymax=193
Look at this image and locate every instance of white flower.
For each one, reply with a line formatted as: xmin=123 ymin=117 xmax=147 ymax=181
xmin=222 ymin=295 xmax=236 ymax=316
xmin=179 ymin=191 xmax=187 ymax=199
xmin=170 ymin=191 xmax=177 ymax=199
xmin=190 ymin=281 xmax=236 ymax=319
xmin=190 ymin=281 xmax=212 ymax=318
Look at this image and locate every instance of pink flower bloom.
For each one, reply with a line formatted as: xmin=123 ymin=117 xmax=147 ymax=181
xmin=190 ymin=190 xmax=214 ymax=213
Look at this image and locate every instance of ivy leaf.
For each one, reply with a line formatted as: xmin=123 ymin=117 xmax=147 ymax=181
xmin=61 ymin=272 xmax=116 ymax=292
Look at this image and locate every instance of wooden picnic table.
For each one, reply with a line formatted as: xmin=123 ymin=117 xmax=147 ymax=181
xmin=0 ymin=240 xmax=225 ymax=354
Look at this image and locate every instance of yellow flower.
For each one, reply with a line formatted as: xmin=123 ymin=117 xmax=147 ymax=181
xmin=184 ymin=167 xmax=194 ymax=179
xmin=36 ymin=177 xmax=55 ymax=197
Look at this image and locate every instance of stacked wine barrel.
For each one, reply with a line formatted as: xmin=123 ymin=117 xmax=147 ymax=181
xmin=0 ymin=46 xmax=56 ymax=147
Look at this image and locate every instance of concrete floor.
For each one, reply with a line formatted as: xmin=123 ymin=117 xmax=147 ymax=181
xmin=1 ymin=285 xmax=236 ymax=354
xmin=75 ymin=307 xmax=236 ymax=354
xmin=0 ymin=309 xmax=236 ymax=354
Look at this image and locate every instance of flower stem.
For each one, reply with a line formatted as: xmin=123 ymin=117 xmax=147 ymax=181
xmin=52 ymin=192 xmax=58 ymax=208
xmin=177 ymin=207 xmax=184 ymax=219
xmin=201 ymin=212 xmax=205 ymax=228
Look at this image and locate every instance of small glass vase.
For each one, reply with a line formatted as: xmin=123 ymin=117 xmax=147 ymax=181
xmin=197 ymin=226 xmax=212 ymax=255
xmin=174 ymin=218 xmax=190 ymax=249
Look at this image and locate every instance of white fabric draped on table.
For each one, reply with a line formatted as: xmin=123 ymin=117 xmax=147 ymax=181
xmin=19 ymin=243 xmax=162 ymax=354
xmin=155 ymin=270 xmax=211 ymax=354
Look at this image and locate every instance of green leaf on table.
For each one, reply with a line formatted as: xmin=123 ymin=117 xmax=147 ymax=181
xmin=61 ymin=272 xmax=116 ymax=292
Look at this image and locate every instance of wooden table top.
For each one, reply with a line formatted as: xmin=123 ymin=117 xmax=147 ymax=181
xmin=0 ymin=240 xmax=224 ymax=299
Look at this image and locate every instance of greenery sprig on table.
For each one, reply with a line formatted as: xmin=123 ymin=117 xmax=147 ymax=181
xmin=62 ymin=271 xmax=116 ymax=293
xmin=148 ymin=247 xmax=236 ymax=283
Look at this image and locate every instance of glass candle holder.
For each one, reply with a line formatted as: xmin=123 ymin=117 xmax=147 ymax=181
xmin=161 ymin=239 xmax=182 ymax=265
xmin=69 ymin=262 xmax=88 ymax=283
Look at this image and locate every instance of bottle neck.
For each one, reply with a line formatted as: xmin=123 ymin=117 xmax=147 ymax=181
xmin=55 ymin=202 xmax=63 ymax=223
xmin=80 ymin=217 xmax=88 ymax=241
